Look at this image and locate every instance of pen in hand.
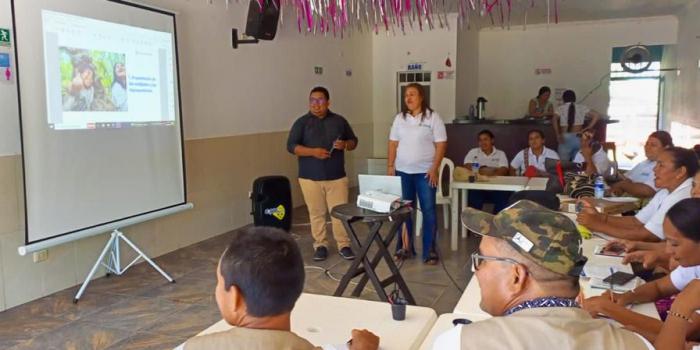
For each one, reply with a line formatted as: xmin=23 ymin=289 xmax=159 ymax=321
xmin=608 ymin=267 xmax=615 ymax=301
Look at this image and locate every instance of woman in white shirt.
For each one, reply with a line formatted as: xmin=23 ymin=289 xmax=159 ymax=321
xmin=572 ymin=130 xmax=611 ymax=176
xmin=388 ymin=83 xmax=447 ymax=264
xmin=509 ymin=129 xmax=559 ymax=176
xmin=611 ymin=131 xmax=674 ymax=199
xmin=577 ymin=147 xmax=698 ymax=241
xmin=582 ymin=198 xmax=700 ymax=344
xmin=553 ymin=90 xmax=602 ymax=162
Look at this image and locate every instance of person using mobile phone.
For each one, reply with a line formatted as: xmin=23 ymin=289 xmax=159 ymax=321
xmin=582 ymin=199 xmax=700 ymax=344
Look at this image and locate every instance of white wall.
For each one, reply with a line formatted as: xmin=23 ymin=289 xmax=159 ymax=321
xmin=478 ymin=16 xmax=679 ymax=119
xmin=455 ymin=27 xmax=479 ymax=116
xmin=669 ymin=0 xmax=700 ymax=129
xmin=0 ymin=0 xmax=20 ymax=156
xmin=371 ymin=14 xmax=458 ymax=157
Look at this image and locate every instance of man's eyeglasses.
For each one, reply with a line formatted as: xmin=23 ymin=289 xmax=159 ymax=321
xmin=309 ymin=97 xmax=327 ymax=105
xmin=470 ymin=253 xmax=522 ymax=272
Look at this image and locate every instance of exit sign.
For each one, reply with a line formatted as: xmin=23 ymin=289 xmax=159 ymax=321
xmin=0 ymin=28 xmax=10 ymax=47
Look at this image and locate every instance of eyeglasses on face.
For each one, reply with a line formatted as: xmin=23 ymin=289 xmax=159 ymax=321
xmin=470 ymin=252 xmax=522 ymax=273
xmin=309 ymin=97 xmax=327 ymax=105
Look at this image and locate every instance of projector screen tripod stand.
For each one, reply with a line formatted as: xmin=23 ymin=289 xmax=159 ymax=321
xmin=73 ymin=229 xmax=174 ymax=303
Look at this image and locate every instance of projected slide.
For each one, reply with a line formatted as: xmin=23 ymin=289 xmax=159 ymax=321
xmin=43 ymin=10 xmax=177 ymax=130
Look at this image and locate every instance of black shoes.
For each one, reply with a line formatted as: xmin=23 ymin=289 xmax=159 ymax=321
xmin=313 ymin=246 xmax=354 ymax=261
xmin=338 ymin=247 xmax=355 ymax=260
xmin=313 ymin=246 xmax=328 ymax=261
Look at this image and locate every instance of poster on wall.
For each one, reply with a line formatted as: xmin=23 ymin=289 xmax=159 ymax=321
xmin=0 ymin=53 xmax=11 ymax=82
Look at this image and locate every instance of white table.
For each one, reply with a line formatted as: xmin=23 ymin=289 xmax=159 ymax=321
xmin=418 ymin=313 xmax=489 ymax=350
xmin=176 ymin=293 xmax=437 ymax=350
xmin=452 ymin=237 xmax=660 ymax=320
xmin=449 ymin=176 xmax=548 ymax=250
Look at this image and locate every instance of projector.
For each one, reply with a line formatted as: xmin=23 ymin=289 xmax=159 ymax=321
xmin=357 ymin=191 xmax=401 ymax=213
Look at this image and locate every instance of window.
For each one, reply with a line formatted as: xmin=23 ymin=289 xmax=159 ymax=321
xmin=606 ymin=62 xmax=662 ymax=169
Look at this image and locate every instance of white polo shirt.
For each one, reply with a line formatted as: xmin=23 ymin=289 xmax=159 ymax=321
xmin=671 ymin=265 xmax=700 ymax=291
xmin=573 ymin=148 xmax=611 ymax=175
xmin=635 ymin=177 xmax=693 ymax=239
xmin=626 ymin=159 xmax=658 ymax=191
xmin=389 ymin=110 xmax=447 ymax=174
xmin=463 ymin=147 xmax=509 ymax=168
xmin=510 ymin=147 xmax=559 ymax=174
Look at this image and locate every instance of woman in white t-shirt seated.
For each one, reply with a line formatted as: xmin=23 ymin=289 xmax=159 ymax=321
xmin=610 ymin=131 xmax=674 ymax=199
xmin=388 ymin=83 xmax=447 ymax=264
xmin=577 ymin=147 xmax=698 ymax=241
xmin=553 ymin=90 xmax=602 ymax=162
xmin=509 ymin=129 xmax=559 ymax=177
xmin=572 ymin=130 xmax=611 ymax=176
xmin=582 ymin=198 xmax=700 ymax=345
xmin=603 ymin=170 xmax=700 ymax=273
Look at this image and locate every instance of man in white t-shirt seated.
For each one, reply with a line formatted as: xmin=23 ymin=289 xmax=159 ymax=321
xmin=463 ymin=129 xmax=510 ymax=212
xmin=431 ymin=201 xmax=652 ymax=349
xmin=572 ymin=131 xmax=611 ymax=176
xmin=509 ymin=129 xmax=559 ymax=177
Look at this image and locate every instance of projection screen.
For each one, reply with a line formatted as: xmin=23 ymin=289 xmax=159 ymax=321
xmin=12 ymin=0 xmax=189 ymax=251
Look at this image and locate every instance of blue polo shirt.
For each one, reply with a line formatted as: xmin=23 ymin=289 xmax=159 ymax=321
xmin=286 ymin=111 xmax=358 ymax=181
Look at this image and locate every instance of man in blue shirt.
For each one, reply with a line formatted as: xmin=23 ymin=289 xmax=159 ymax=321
xmin=287 ymin=87 xmax=358 ymax=261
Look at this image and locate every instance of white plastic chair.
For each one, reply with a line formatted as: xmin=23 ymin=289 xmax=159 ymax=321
xmin=416 ymin=158 xmax=454 ymax=237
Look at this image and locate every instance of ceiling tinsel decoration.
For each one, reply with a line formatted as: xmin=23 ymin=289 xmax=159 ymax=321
xmin=257 ymin=0 xmax=560 ymax=36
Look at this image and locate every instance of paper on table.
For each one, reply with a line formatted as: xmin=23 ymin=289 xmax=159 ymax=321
xmin=582 ymin=263 xmax=615 ymax=279
xmin=589 ymin=276 xmax=642 ymax=293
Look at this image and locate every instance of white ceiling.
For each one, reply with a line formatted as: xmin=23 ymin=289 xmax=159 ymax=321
xmin=467 ymin=0 xmax=694 ymax=27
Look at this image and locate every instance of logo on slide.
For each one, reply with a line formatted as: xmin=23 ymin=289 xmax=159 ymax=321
xmin=264 ymin=205 xmax=286 ymax=221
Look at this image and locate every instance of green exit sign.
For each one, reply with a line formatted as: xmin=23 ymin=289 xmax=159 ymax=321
xmin=0 ymin=28 xmax=10 ymax=47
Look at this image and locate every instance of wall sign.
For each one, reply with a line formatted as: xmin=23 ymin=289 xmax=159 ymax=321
xmin=0 ymin=53 xmax=11 ymax=81
xmin=0 ymin=28 xmax=10 ymax=47
xmin=407 ymin=63 xmax=422 ymax=71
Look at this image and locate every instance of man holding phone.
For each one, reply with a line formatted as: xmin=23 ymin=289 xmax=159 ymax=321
xmin=287 ymin=87 xmax=358 ymax=261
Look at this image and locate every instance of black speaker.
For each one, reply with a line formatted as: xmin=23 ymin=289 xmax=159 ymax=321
xmin=250 ymin=176 xmax=292 ymax=231
xmin=245 ymin=0 xmax=280 ymax=40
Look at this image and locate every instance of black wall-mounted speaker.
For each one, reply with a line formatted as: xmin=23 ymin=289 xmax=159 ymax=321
xmin=244 ymin=0 xmax=280 ymax=40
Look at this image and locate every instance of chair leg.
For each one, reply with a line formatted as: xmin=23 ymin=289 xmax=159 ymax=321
xmin=443 ymin=204 xmax=449 ymax=230
xmin=416 ymin=210 xmax=422 ymax=237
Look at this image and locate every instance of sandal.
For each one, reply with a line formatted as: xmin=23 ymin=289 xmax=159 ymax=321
xmin=423 ymin=253 xmax=439 ymax=265
xmin=394 ymin=249 xmax=415 ymax=262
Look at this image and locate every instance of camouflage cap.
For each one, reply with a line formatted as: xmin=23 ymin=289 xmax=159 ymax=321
xmin=461 ymin=200 xmax=587 ymax=276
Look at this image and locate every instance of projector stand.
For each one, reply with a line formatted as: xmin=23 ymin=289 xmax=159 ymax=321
xmin=73 ymin=229 xmax=174 ymax=303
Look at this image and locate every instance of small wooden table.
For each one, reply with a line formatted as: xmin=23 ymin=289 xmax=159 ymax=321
xmin=331 ymin=203 xmax=416 ymax=305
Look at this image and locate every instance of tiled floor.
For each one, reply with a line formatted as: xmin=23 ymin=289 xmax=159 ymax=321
xmin=0 ymin=205 xmax=480 ymax=349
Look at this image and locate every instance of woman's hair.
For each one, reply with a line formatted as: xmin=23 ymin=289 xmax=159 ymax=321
xmin=402 ymin=83 xmax=432 ymax=121
xmin=562 ymin=90 xmax=577 ymax=132
xmin=664 ymin=147 xmax=699 ymax=178
xmin=649 ymin=131 xmax=674 ymax=148
xmin=537 ymin=86 xmax=551 ymax=98
xmin=113 ymin=63 xmax=126 ymax=88
xmin=666 ymin=198 xmax=700 ymax=242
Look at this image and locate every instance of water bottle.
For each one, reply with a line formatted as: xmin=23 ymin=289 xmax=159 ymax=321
xmin=472 ymin=156 xmax=480 ymax=180
xmin=594 ymin=176 xmax=605 ymax=199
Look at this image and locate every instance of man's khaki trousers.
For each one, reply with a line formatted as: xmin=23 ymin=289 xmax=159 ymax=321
xmin=298 ymin=177 xmax=351 ymax=249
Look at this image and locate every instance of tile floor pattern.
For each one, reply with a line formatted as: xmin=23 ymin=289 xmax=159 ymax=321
xmin=0 ymin=206 xmax=480 ymax=349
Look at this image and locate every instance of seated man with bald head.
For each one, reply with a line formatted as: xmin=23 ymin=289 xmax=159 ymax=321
xmin=184 ymin=226 xmax=378 ymax=350
xmin=432 ymin=201 xmax=653 ymax=349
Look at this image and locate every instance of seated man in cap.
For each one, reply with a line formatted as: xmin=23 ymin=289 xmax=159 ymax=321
xmin=432 ymin=200 xmax=653 ymax=349
xmin=184 ymin=226 xmax=379 ymax=350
